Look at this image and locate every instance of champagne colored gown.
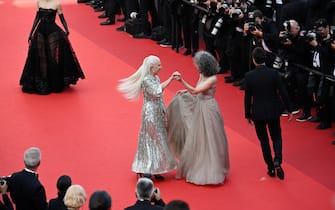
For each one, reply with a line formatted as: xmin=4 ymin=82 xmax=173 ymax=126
xmin=167 ymin=86 xmax=230 ymax=185
xmin=132 ymin=75 xmax=177 ymax=174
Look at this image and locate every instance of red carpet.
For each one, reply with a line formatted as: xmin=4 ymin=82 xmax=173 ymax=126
xmin=0 ymin=1 xmax=334 ymax=210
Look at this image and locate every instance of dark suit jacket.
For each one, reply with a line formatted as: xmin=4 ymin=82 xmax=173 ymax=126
xmin=124 ymin=199 xmax=165 ymax=210
xmin=48 ymin=197 xmax=67 ymax=210
xmin=7 ymin=169 xmax=47 ymax=210
xmin=244 ymin=65 xmax=291 ymax=121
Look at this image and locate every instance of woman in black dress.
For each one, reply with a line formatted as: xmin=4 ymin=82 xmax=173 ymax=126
xmin=20 ymin=0 xmax=85 ymax=95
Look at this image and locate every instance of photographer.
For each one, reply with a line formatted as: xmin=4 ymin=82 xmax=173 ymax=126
xmin=210 ymin=0 xmax=235 ymax=73
xmin=1 ymin=147 xmax=48 ymax=210
xmin=124 ymin=178 xmax=165 ymax=210
xmin=244 ymin=9 xmax=279 ymax=67
xmin=0 ymin=180 xmax=13 ymax=210
xmin=225 ymin=0 xmax=251 ymax=86
xmin=279 ymin=19 xmax=312 ymax=120
xmin=308 ymin=18 xmax=334 ymax=130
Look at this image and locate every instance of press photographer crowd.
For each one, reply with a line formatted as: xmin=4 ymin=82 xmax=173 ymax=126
xmin=79 ymin=0 xmax=335 ymax=134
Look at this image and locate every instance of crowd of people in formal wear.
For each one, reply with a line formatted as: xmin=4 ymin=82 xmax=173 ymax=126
xmin=77 ymin=0 xmax=335 ymax=143
xmin=0 ymin=147 xmax=190 ymax=210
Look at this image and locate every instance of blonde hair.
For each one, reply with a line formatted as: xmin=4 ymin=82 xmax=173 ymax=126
xmin=63 ymin=185 xmax=87 ymax=210
xmin=118 ymin=55 xmax=160 ymax=100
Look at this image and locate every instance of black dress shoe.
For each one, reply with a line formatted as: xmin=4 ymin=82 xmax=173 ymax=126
xmin=275 ymin=165 xmax=285 ymax=180
xmin=94 ymin=6 xmax=104 ymax=12
xmin=157 ymin=38 xmax=167 ymax=44
xmin=267 ymin=170 xmax=275 ymax=178
xmin=225 ymin=76 xmax=235 ymax=83
xmin=133 ymin=32 xmax=151 ymax=39
xmin=308 ymin=116 xmax=320 ymax=122
xmin=154 ymin=174 xmax=165 ymax=180
xmin=100 ymin=19 xmax=115 ymax=25
xmin=98 ymin=13 xmax=107 ymax=18
xmin=233 ymin=78 xmax=245 ymax=86
xmin=183 ymin=49 xmax=191 ymax=56
xmin=316 ymin=123 xmax=331 ymax=130
xmin=117 ymin=17 xmax=126 ymax=22
xmin=116 ymin=25 xmax=125 ymax=31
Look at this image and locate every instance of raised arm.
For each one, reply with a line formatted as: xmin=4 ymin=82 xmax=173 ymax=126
xmin=180 ymin=75 xmax=217 ymax=94
xmin=160 ymin=73 xmax=175 ymax=90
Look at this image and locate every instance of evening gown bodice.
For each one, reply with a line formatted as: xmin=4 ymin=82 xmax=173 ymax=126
xmin=20 ymin=8 xmax=85 ymax=95
xmin=167 ymin=85 xmax=230 ymax=185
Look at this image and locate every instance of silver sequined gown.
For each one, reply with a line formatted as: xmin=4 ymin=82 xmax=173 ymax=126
xmin=132 ymin=75 xmax=177 ymax=174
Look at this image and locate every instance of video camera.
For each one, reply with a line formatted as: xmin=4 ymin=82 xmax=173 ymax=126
xmin=279 ymin=31 xmax=293 ymax=43
xmin=0 ymin=176 xmax=10 ymax=185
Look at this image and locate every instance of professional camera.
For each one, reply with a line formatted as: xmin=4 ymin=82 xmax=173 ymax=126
xmin=279 ymin=31 xmax=293 ymax=43
xmin=248 ymin=22 xmax=257 ymax=33
xmin=300 ymin=30 xmax=317 ymax=42
xmin=211 ymin=17 xmax=224 ymax=35
xmin=0 ymin=176 xmax=10 ymax=185
xmin=230 ymin=8 xmax=242 ymax=20
xmin=220 ymin=3 xmax=230 ymax=10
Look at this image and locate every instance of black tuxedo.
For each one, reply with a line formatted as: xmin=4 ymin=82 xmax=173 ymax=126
xmin=244 ymin=65 xmax=291 ymax=170
xmin=7 ymin=169 xmax=47 ymax=210
xmin=124 ymin=199 xmax=165 ymax=210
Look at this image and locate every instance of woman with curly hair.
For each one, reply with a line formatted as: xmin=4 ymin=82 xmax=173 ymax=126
xmin=167 ymin=50 xmax=230 ymax=185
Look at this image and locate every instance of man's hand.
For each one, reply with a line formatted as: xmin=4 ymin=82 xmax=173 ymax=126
xmin=153 ymin=188 xmax=161 ymax=201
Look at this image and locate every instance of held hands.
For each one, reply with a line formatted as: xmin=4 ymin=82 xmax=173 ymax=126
xmin=172 ymin=71 xmax=181 ymax=81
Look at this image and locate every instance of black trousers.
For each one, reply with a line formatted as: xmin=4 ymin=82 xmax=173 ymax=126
xmin=139 ymin=0 xmax=159 ymax=34
xmin=253 ymin=118 xmax=283 ymax=171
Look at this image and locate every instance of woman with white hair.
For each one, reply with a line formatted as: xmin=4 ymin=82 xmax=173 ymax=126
xmin=63 ymin=185 xmax=86 ymax=210
xmin=118 ymin=55 xmax=177 ymax=180
xmin=168 ymin=51 xmax=230 ymax=185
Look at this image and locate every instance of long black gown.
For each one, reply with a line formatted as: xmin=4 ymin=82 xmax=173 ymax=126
xmin=20 ymin=8 xmax=85 ymax=95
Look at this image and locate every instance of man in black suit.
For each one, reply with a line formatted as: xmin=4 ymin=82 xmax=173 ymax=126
xmin=244 ymin=47 xmax=293 ymax=180
xmin=124 ymin=178 xmax=165 ymax=210
xmin=0 ymin=147 xmax=47 ymax=210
